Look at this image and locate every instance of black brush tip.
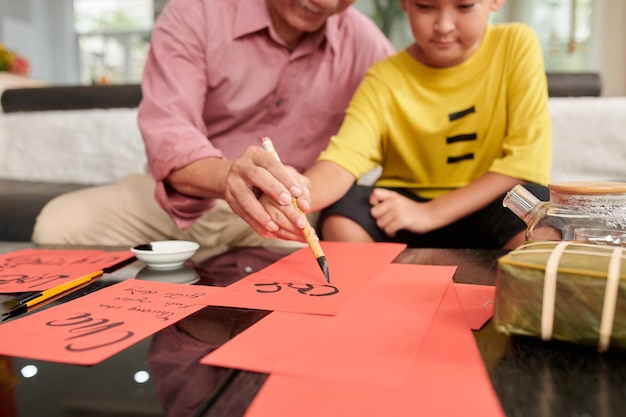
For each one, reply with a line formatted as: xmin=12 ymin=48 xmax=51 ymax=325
xmin=317 ymin=256 xmax=330 ymax=283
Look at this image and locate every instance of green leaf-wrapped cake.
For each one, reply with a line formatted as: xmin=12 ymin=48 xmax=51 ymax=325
xmin=494 ymin=241 xmax=626 ymax=352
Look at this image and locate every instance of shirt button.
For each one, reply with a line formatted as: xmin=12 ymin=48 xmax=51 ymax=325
xmin=244 ymin=266 xmax=253 ymax=274
xmin=276 ymin=99 xmax=282 ymax=107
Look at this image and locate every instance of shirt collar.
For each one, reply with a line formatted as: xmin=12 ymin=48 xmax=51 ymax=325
xmin=232 ymin=0 xmax=340 ymax=53
xmin=232 ymin=0 xmax=272 ymax=39
xmin=323 ymin=14 xmax=340 ymax=53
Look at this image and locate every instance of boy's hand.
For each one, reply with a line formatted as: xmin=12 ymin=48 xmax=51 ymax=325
xmin=255 ymin=168 xmax=312 ymax=242
xmin=258 ymin=193 xmax=309 ymax=242
xmin=369 ymin=188 xmax=437 ymax=236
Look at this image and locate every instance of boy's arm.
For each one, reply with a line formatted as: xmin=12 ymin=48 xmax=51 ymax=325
xmin=257 ymin=160 xmax=355 ymax=241
xmin=304 ymin=160 xmax=356 ymax=212
xmin=424 ymin=172 xmax=523 ymax=230
xmin=371 ymin=172 xmax=524 ymax=236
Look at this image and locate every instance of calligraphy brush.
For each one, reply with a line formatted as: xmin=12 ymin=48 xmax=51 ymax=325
xmin=261 ymin=137 xmax=330 ymax=283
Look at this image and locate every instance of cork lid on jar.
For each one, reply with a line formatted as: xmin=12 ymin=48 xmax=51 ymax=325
xmin=548 ymin=181 xmax=626 ymax=195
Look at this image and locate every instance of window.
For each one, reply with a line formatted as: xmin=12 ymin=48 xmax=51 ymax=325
xmin=72 ymin=0 xmax=596 ymax=85
xmin=74 ymin=0 xmax=154 ymax=84
xmin=362 ymin=0 xmax=596 ymax=73
xmin=494 ymin=0 xmax=595 ymax=72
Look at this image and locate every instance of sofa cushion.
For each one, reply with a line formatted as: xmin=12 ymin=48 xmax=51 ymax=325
xmin=546 ymin=73 xmax=601 ymax=98
xmin=0 ymin=179 xmax=89 ymax=241
xmin=1 ymin=84 xmax=142 ymax=113
xmin=549 ymin=97 xmax=626 ymax=182
xmin=0 ymin=108 xmax=146 ymax=185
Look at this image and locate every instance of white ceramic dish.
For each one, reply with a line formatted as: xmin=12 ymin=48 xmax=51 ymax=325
xmin=135 ymin=265 xmax=200 ymax=284
xmin=131 ymin=240 xmax=199 ymax=269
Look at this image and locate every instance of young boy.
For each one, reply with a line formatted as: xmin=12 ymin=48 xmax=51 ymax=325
xmin=269 ymin=0 xmax=552 ymax=250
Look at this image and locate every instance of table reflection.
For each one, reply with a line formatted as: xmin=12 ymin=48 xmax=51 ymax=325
xmin=136 ymin=265 xmax=200 ymax=285
xmin=146 ymin=247 xmax=285 ymax=416
xmin=489 ymin=333 xmax=626 ymax=417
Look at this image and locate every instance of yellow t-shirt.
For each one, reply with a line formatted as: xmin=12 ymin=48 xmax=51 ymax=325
xmin=318 ymin=23 xmax=552 ymax=199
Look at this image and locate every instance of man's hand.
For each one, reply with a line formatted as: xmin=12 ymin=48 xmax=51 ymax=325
xmin=167 ymin=145 xmax=312 ymax=239
xmin=224 ymin=146 xmax=311 ymax=239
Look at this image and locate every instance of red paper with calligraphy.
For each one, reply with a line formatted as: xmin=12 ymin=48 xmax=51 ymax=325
xmin=0 ymin=249 xmax=134 ymax=293
xmin=0 ymin=279 xmax=222 ymax=365
xmin=202 ymin=264 xmax=456 ymax=384
xmin=244 ymin=283 xmax=505 ymax=417
xmin=207 ymin=242 xmax=406 ymax=315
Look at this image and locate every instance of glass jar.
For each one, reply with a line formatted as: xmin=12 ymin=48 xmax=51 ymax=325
xmin=503 ymin=182 xmax=626 ymax=245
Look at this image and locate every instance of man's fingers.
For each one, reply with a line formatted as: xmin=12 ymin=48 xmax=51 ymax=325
xmin=227 ymin=185 xmax=278 ymax=233
xmin=274 ymin=228 xmax=308 ymax=243
xmin=225 ymin=145 xmax=312 ymax=240
xmin=250 ymin=147 xmax=302 ymax=203
xmin=248 ymin=166 xmax=293 ymax=206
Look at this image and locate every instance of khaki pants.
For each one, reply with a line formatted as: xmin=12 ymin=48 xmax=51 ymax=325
xmin=32 ymin=174 xmax=307 ymax=260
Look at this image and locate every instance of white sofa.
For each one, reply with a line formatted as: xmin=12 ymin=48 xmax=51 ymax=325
xmin=0 ymin=108 xmax=146 ymax=185
xmin=548 ymin=97 xmax=626 ymax=182
xmin=1 ymin=97 xmax=625 ymax=186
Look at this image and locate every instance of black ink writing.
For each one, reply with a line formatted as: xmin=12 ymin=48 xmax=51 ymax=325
xmin=1 ymin=254 xmax=69 ymax=270
xmin=99 ymin=304 xmax=123 ymax=310
xmin=0 ymin=253 xmax=124 ymax=271
xmin=163 ymin=301 xmax=201 ymax=309
xmin=0 ymin=272 xmax=70 ymax=289
xmin=128 ymin=305 xmax=174 ymax=320
xmin=113 ymin=296 xmax=152 ymax=304
xmin=47 ymin=312 xmax=134 ymax=352
xmin=124 ymin=286 xmax=158 ymax=296
xmin=255 ymin=282 xmax=282 ymax=293
xmin=253 ymin=282 xmax=339 ymax=297
xmin=163 ymin=292 xmax=206 ymax=299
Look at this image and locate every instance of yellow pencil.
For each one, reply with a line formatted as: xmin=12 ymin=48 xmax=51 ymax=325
xmin=3 ymin=269 xmax=104 ymax=319
xmin=261 ymin=137 xmax=330 ymax=283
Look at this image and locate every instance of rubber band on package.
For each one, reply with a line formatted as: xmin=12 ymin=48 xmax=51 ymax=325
xmin=598 ymin=247 xmax=623 ymax=352
xmin=541 ymin=241 xmax=569 ymax=340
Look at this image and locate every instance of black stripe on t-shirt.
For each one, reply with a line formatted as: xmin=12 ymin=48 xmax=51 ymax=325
xmin=448 ymin=106 xmax=475 ymax=121
xmin=447 ymin=153 xmax=474 ymax=164
xmin=446 ymin=133 xmax=477 ymax=144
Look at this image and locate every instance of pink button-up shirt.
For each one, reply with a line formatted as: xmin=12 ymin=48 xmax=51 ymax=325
xmin=138 ymin=0 xmax=394 ymax=229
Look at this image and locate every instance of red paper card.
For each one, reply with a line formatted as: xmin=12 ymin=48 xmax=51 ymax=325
xmin=205 ymin=241 xmax=406 ymax=315
xmin=0 ymin=248 xmax=134 ymax=293
xmin=454 ymin=283 xmax=496 ymax=330
xmin=0 ymin=279 xmax=222 ymax=365
xmin=245 ymin=282 xmax=505 ymax=417
xmin=201 ymin=264 xmax=455 ymax=385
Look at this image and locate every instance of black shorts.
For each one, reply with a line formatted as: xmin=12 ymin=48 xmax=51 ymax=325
xmin=319 ymin=183 xmax=549 ymax=249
